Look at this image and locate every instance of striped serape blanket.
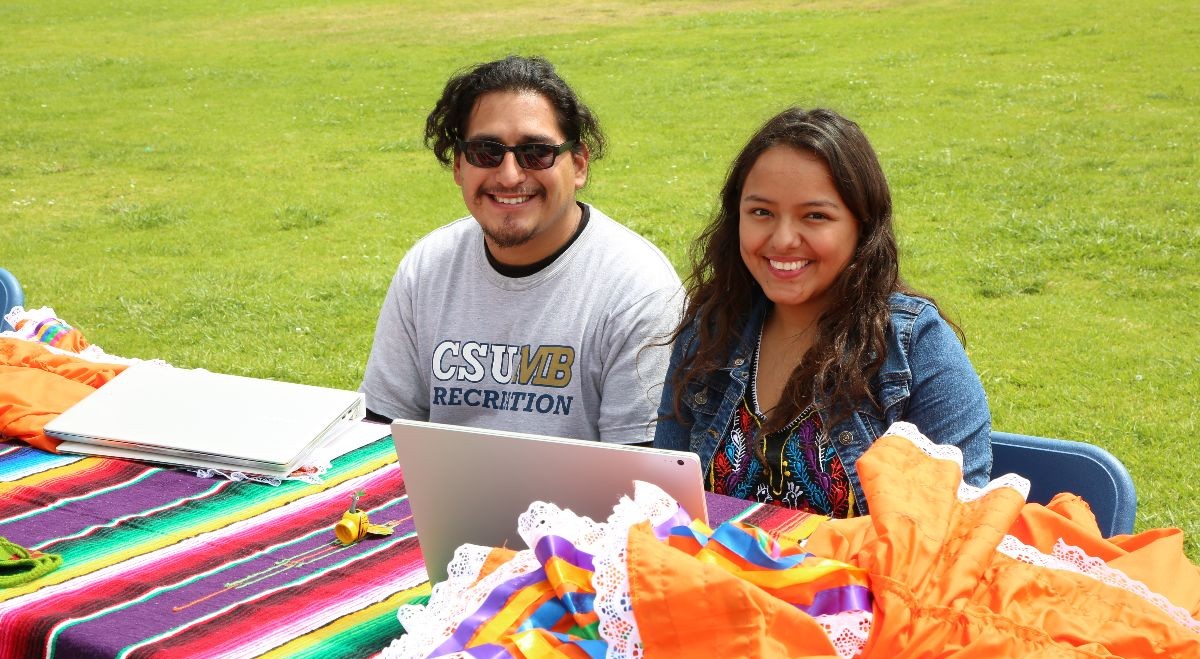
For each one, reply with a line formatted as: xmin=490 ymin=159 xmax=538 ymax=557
xmin=0 ymin=437 xmax=426 ymax=659
xmin=0 ymin=437 xmax=810 ymax=659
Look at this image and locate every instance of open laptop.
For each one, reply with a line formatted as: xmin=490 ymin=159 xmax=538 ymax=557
xmin=45 ymin=363 xmax=365 ymax=477
xmin=391 ymin=418 xmax=706 ymax=584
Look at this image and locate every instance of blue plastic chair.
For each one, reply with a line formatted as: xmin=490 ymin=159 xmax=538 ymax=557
xmin=990 ymin=431 xmax=1137 ymax=537
xmin=0 ymin=267 xmax=23 ymax=332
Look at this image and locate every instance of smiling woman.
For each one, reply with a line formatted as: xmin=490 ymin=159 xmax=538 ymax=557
xmin=737 ymin=147 xmax=861 ymax=376
xmin=654 ymin=107 xmax=992 ymax=517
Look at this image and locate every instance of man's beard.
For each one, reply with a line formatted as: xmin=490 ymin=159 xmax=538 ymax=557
xmin=482 ymin=221 xmax=538 ymax=249
xmin=475 ymin=186 xmax=542 ymax=249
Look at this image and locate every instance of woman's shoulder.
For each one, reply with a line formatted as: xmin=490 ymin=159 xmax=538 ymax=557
xmin=887 ymin=291 xmax=937 ymax=318
xmin=888 ymin=291 xmax=954 ymax=329
xmin=676 ymin=295 xmax=766 ymax=356
xmin=885 ymin=291 xmax=957 ymax=350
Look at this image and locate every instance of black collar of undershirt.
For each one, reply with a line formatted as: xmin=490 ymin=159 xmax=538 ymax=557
xmin=485 ymin=202 xmax=591 ymax=278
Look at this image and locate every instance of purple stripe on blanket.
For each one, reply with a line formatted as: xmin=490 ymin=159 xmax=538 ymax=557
xmin=436 ymin=566 xmax=548 ymax=654
xmin=796 ymin=584 xmax=872 ymax=617
xmin=705 ymin=491 xmax=757 ymax=527
xmin=51 ymin=498 xmax=417 ymax=655
xmin=56 ymin=533 xmax=353 ymax=653
xmin=3 ymin=469 xmax=226 ymax=546
xmin=533 ymin=534 xmax=595 ymax=571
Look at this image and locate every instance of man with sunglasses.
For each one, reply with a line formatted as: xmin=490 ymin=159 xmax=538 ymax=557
xmin=361 ymin=55 xmax=681 ymax=445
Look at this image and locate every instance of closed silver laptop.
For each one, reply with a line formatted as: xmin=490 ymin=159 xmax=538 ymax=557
xmin=46 ymin=363 xmax=365 ymax=476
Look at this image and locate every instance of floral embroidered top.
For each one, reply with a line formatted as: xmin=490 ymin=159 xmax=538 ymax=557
xmin=655 ymin=292 xmax=993 ymax=514
xmin=706 ymin=336 xmax=856 ymax=517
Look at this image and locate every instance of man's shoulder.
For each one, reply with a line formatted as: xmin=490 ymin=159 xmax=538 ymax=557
xmin=578 ymin=205 xmax=680 ymax=284
xmin=399 ymin=216 xmax=480 ymax=266
xmin=411 ymin=216 xmax=479 ymax=250
xmin=585 ymin=206 xmax=662 ymax=249
xmin=389 ymin=217 xmax=482 ymax=290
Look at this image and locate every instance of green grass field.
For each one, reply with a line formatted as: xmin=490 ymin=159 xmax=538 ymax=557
xmin=3 ymin=1 xmax=1197 ymax=559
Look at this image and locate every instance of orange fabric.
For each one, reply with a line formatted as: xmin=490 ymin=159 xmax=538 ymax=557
xmin=627 ymin=521 xmax=842 ymax=658
xmin=476 ymin=547 xmax=520 ymax=583
xmin=1012 ymin=494 xmax=1200 ymax=618
xmin=801 ymin=434 xmax=1200 ymax=658
xmin=0 ymin=338 xmax=126 ymax=452
xmin=625 ymin=432 xmax=1199 ymax=657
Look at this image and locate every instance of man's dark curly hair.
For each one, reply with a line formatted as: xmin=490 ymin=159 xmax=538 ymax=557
xmin=424 ymin=55 xmax=606 ymax=167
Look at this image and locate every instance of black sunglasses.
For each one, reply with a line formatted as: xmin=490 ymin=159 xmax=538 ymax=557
xmin=456 ymin=139 xmax=577 ymax=170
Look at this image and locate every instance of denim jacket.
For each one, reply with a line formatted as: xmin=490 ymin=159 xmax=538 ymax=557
xmin=653 ymin=292 xmax=992 ymax=512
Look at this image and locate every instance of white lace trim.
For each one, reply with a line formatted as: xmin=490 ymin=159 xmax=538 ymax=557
xmin=190 ymin=468 xmax=284 ymax=486
xmin=189 ymin=458 xmax=330 ymax=485
xmin=883 ymin=421 xmax=963 ymax=464
xmin=611 ymin=480 xmax=687 ymax=528
xmin=0 ymin=305 xmax=40 ymax=333
xmin=516 ymin=501 xmax=608 ymax=555
xmin=882 ymin=422 xmax=1031 ymax=501
xmin=592 ymin=481 xmax=680 ymax=659
xmin=997 ymin=535 xmax=1200 ymax=634
xmin=188 ymin=464 xmax=328 ymax=485
xmin=815 ymin=609 xmax=874 ymax=659
xmin=1 ymin=306 xmax=170 ymax=367
xmin=958 ymin=473 xmax=1031 ymax=502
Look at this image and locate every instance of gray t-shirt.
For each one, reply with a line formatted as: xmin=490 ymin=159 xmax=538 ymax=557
xmin=360 ymin=204 xmax=682 ymax=443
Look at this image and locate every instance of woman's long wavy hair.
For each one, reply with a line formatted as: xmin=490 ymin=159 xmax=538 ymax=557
xmin=668 ymin=107 xmax=956 ymax=433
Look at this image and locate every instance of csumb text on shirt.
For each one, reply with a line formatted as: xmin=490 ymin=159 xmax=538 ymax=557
xmin=431 ymin=339 xmax=576 ymax=417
